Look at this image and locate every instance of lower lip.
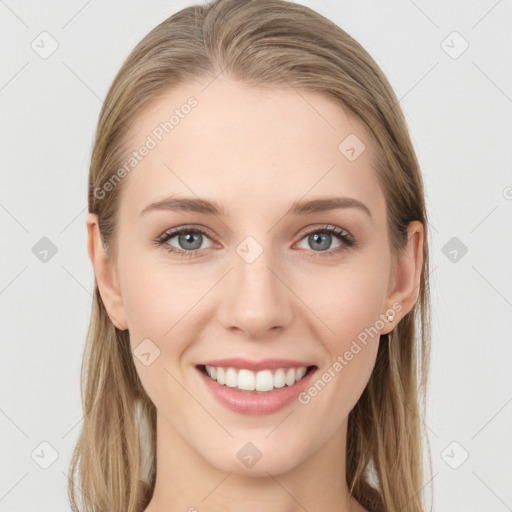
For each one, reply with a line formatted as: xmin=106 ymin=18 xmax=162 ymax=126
xmin=197 ymin=366 xmax=317 ymax=415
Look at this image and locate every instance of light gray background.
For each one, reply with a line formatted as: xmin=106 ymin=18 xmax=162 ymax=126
xmin=1 ymin=1 xmax=511 ymax=510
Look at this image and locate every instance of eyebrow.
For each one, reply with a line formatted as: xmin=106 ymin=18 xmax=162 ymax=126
xmin=140 ymin=195 xmax=372 ymax=219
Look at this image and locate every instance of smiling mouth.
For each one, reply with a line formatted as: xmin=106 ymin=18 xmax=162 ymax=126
xmin=196 ymin=364 xmax=317 ymax=394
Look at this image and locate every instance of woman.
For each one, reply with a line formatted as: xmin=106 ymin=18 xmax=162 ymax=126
xmin=69 ymin=0 xmax=432 ymax=510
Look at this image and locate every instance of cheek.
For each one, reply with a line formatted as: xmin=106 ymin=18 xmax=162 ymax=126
xmin=118 ymin=247 xmax=210 ymax=393
xmin=307 ymin=260 xmax=389 ymax=347
xmin=118 ymin=245 xmax=198 ymax=341
xmin=120 ymin=238 xmax=390 ymax=355
xmin=118 ymin=251 xmax=198 ymax=415
xmin=297 ymin=260 xmax=388 ymax=406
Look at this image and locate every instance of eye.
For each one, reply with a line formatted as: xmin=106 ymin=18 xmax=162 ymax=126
xmin=153 ymin=225 xmax=215 ymax=258
xmin=295 ymin=224 xmax=356 ymax=256
xmin=153 ymin=223 xmax=357 ymax=259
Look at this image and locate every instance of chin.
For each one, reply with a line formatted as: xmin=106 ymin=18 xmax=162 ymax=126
xmin=201 ymin=437 xmax=306 ymax=477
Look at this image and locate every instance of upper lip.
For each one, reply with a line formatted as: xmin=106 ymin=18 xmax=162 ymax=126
xmin=196 ymin=358 xmax=315 ymax=372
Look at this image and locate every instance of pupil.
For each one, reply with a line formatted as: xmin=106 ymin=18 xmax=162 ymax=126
xmin=311 ymin=233 xmax=329 ymax=250
xmin=181 ymin=232 xmax=201 ymax=249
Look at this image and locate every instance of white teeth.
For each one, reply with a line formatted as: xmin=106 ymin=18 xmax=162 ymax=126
xmin=285 ymin=368 xmax=295 ymax=386
xmin=256 ymin=370 xmax=274 ymax=391
xmin=225 ymin=368 xmax=238 ymax=388
xmin=204 ymin=365 xmax=310 ymax=392
xmin=295 ymin=367 xmax=307 ymax=381
xmin=237 ymin=369 xmax=255 ymax=391
xmin=216 ymin=367 xmax=225 ymax=385
xmin=274 ymin=368 xmax=286 ymax=388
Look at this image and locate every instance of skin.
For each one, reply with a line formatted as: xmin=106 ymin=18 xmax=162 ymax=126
xmin=86 ymin=76 xmax=423 ymax=512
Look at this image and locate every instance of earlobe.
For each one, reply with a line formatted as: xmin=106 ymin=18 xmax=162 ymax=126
xmin=380 ymin=221 xmax=424 ymax=335
xmin=86 ymin=213 xmax=128 ymax=330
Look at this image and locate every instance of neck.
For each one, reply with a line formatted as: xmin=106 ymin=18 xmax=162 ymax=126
xmin=144 ymin=413 xmax=365 ymax=512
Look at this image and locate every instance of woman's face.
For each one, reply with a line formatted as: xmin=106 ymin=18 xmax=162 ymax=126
xmin=90 ymin=76 xmax=410 ymax=476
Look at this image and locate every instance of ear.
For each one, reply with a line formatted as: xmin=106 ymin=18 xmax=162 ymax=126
xmin=380 ymin=220 xmax=424 ymax=335
xmin=86 ymin=213 xmax=128 ymax=330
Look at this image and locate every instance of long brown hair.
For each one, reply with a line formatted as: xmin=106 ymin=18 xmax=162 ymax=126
xmin=68 ymin=1 xmax=432 ymax=510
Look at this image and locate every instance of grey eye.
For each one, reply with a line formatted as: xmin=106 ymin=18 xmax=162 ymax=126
xmin=297 ymin=232 xmax=342 ymax=252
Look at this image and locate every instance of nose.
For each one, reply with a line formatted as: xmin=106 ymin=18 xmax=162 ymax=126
xmin=217 ymin=241 xmax=294 ymax=340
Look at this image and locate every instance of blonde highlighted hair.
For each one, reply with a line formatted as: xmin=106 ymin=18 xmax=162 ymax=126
xmin=69 ymin=0 xmax=432 ymax=510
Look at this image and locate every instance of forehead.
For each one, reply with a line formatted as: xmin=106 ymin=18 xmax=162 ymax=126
xmin=119 ymin=76 xmax=385 ymax=220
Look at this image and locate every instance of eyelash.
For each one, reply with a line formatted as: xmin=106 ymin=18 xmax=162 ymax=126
xmin=153 ymin=224 xmax=357 ymax=259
